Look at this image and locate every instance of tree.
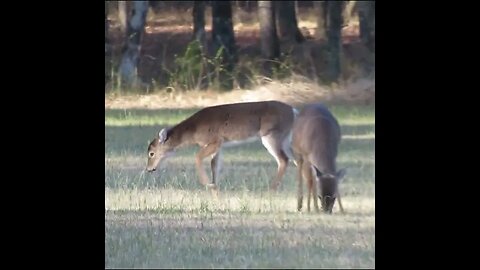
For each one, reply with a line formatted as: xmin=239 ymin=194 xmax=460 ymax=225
xmin=277 ymin=1 xmax=304 ymax=43
xmin=342 ymin=0 xmax=356 ymax=26
xmin=314 ymin=1 xmax=327 ymax=40
xmin=118 ymin=1 xmax=148 ymax=88
xmin=325 ymin=1 xmax=344 ymax=82
xmin=105 ymin=2 xmax=108 ymax=40
xmin=105 ymin=2 xmax=109 ymax=86
xmin=193 ymin=1 xmax=206 ymax=48
xmin=211 ymin=1 xmax=237 ymax=90
xmin=358 ymin=1 xmax=375 ymax=52
xmin=118 ymin=1 xmax=129 ymax=38
xmin=258 ymin=1 xmax=280 ymax=77
xmin=105 ymin=2 xmax=109 ymax=49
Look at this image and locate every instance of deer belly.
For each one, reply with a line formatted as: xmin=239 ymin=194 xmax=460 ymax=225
xmin=222 ymin=135 xmax=259 ymax=148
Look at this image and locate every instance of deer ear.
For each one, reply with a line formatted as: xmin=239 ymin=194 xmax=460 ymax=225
xmin=336 ymin=168 xmax=347 ymax=181
xmin=313 ymin=167 xmax=323 ymax=178
xmin=158 ymin=128 xmax=169 ymax=144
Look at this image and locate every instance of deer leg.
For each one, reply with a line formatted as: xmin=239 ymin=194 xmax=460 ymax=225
xmin=296 ymin=158 xmax=304 ymax=212
xmin=336 ymin=190 xmax=345 ymax=214
xmin=210 ymin=149 xmax=223 ymax=190
xmin=282 ymin=132 xmax=297 ymax=166
xmin=261 ymin=134 xmax=289 ymax=191
xmin=310 ymin=166 xmax=320 ymax=213
xmin=302 ymin=161 xmax=313 ymax=212
xmin=195 ymin=141 xmax=222 ymax=187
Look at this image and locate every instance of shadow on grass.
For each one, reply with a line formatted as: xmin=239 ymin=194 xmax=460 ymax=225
xmin=105 ymin=108 xmax=374 ymax=127
xmin=106 ymin=208 xmax=375 ymax=219
xmin=105 ymin=124 xmax=375 ymax=154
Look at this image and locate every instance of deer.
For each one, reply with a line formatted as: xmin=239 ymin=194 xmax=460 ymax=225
xmin=146 ymin=100 xmax=297 ymax=193
xmin=291 ymin=103 xmax=346 ymax=214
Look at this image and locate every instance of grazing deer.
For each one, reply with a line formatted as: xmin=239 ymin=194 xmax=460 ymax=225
xmin=146 ymin=101 xmax=296 ymax=192
xmin=291 ymin=103 xmax=346 ymax=214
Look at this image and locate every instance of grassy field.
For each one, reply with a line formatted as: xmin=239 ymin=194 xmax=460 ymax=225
xmin=105 ymin=105 xmax=375 ymax=268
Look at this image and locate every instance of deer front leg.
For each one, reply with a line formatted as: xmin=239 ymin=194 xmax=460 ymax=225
xmin=195 ymin=141 xmax=222 ymax=187
xmin=296 ymin=158 xmax=304 ymax=212
xmin=336 ymin=190 xmax=345 ymax=214
xmin=311 ymin=172 xmax=320 ymax=213
xmin=302 ymin=162 xmax=313 ymax=213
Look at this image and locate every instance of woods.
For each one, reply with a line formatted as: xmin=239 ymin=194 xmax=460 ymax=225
xmin=105 ymin=1 xmax=375 ymax=92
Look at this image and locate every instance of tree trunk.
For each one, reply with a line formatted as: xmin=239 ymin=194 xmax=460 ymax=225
xmin=258 ymin=1 xmax=280 ymax=78
xmin=193 ymin=1 xmax=206 ymax=48
xmin=211 ymin=1 xmax=237 ymax=91
xmin=105 ymin=2 xmax=109 ymax=86
xmin=314 ymin=1 xmax=327 ymax=40
xmin=358 ymin=1 xmax=375 ymax=52
xmin=326 ymin=1 xmax=343 ymax=82
xmin=105 ymin=2 xmax=109 ymax=47
xmin=192 ymin=1 xmax=208 ymax=90
xmin=246 ymin=1 xmax=254 ymax=12
xmin=277 ymin=1 xmax=305 ymax=43
xmin=118 ymin=1 xmax=129 ymax=37
xmin=118 ymin=1 xmax=148 ymax=88
xmin=342 ymin=1 xmax=356 ymax=26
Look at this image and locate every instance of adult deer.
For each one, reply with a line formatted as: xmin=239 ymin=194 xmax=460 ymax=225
xmin=291 ymin=103 xmax=346 ymax=214
xmin=146 ymin=101 xmax=296 ymax=192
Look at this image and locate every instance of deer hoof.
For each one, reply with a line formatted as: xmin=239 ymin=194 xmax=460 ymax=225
xmin=206 ymin=183 xmax=218 ymax=190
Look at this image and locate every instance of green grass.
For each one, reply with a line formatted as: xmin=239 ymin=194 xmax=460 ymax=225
xmin=104 ymin=105 xmax=375 ymax=127
xmin=105 ymin=105 xmax=375 ymax=268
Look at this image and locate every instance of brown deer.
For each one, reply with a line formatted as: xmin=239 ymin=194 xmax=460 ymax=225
xmin=146 ymin=101 xmax=297 ymax=192
xmin=291 ymin=103 xmax=346 ymax=214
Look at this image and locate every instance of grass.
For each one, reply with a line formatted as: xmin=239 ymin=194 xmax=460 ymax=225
xmin=105 ymin=105 xmax=375 ymax=268
xmin=105 ymin=105 xmax=375 ymax=127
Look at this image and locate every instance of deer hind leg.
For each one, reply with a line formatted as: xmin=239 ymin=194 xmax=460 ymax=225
xmin=296 ymin=158 xmax=304 ymax=212
xmin=282 ymin=131 xmax=297 ymax=167
xmin=209 ymin=149 xmax=223 ymax=191
xmin=195 ymin=141 xmax=222 ymax=187
xmin=261 ymin=134 xmax=289 ymax=191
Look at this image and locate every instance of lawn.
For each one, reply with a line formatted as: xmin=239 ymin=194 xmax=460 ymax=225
xmin=105 ymin=105 xmax=375 ymax=268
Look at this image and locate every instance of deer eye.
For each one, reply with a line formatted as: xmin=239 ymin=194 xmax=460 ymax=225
xmin=149 ymin=152 xmax=155 ymax=158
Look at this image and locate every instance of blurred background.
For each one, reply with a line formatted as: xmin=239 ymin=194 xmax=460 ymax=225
xmin=105 ymin=1 xmax=375 ymax=108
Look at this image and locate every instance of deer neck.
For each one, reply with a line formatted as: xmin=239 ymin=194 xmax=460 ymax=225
xmin=167 ymin=122 xmax=195 ymax=149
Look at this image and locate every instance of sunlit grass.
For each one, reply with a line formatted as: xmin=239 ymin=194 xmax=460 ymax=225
xmin=105 ymin=105 xmax=375 ymax=268
xmin=104 ymin=105 xmax=375 ymax=127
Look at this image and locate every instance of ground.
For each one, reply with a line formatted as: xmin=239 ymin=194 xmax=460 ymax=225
xmin=105 ymin=105 xmax=375 ymax=268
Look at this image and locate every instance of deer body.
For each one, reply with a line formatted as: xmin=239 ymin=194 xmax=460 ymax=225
xmin=146 ymin=101 xmax=296 ymax=191
xmin=291 ymin=104 xmax=346 ymax=214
